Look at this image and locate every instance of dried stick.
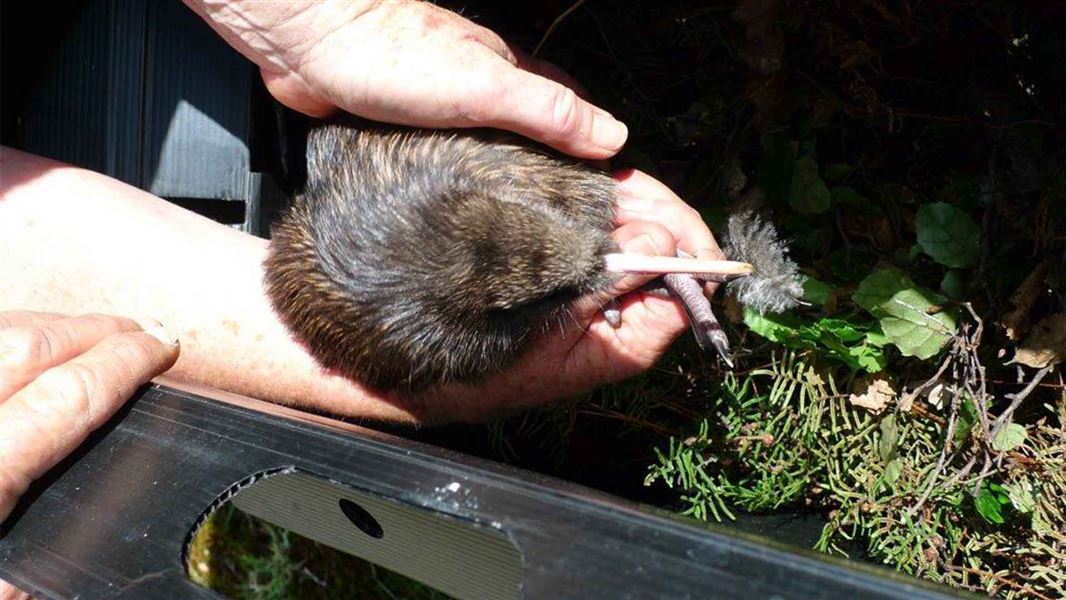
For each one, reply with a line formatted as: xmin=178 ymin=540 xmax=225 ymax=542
xmin=911 ymin=379 xmax=964 ymax=515
xmin=990 ymin=364 xmax=1055 ymax=435
xmin=532 ymin=0 xmax=587 ymax=57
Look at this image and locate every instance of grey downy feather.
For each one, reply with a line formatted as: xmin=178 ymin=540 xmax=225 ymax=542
xmin=721 ymin=211 xmax=804 ymax=314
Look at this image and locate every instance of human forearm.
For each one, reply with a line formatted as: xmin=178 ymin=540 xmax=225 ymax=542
xmin=0 ymin=147 xmax=421 ymax=422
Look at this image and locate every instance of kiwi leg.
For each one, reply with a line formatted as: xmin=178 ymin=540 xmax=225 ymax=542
xmin=666 ymin=249 xmax=733 ymax=367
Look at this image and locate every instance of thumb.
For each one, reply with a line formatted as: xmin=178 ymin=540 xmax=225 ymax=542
xmin=572 ymin=222 xmax=676 ymax=319
xmin=486 ymin=67 xmax=628 ymax=160
xmin=261 ymin=68 xmax=338 ymax=118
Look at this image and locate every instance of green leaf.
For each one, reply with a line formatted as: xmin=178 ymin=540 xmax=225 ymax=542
xmin=757 ymin=132 xmax=796 ymax=205
xmin=801 ymin=277 xmax=833 ymax=306
xmin=865 ymin=327 xmax=890 ymax=347
xmin=823 ymin=163 xmax=854 ymax=184
xmin=854 ymin=270 xmax=955 ymax=359
xmin=805 ymin=319 xmax=885 ymax=372
xmin=828 ymin=249 xmax=876 ymax=283
xmin=850 ymin=344 xmax=887 ymax=373
xmin=940 ymin=269 xmax=967 ymax=300
xmin=793 ymin=228 xmax=825 ymax=254
xmin=916 ymin=202 xmax=981 ymax=268
xmin=954 ymin=397 xmax=977 ymax=444
xmin=743 ymin=309 xmax=886 ymax=372
xmin=853 ymin=268 xmax=915 ymax=313
xmin=789 ymin=155 xmax=832 ymax=214
xmin=992 ymin=423 xmax=1027 ymax=452
xmin=831 ymin=186 xmax=865 ymax=205
xmin=831 ymin=186 xmax=881 ymax=216
xmin=883 ymin=459 xmax=903 ymax=485
xmin=878 ymin=415 xmax=898 ymax=462
xmin=743 ymin=309 xmax=806 ymax=344
xmin=814 ymin=318 xmax=865 ymax=342
xmin=878 ymin=288 xmax=956 ymax=359
xmin=975 ymin=485 xmax=1005 ymax=524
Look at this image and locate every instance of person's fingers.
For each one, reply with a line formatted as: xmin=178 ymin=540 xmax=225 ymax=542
xmin=0 ymin=311 xmax=64 ymax=330
xmin=465 ymin=20 xmax=518 ymax=66
xmin=613 ymin=169 xmax=723 ymax=256
xmin=505 ymin=47 xmax=612 ymax=170
xmin=508 ymin=44 xmax=590 ymax=99
xmin=572 ymin=222 xmax=676 ymax=320
xmin=261 ymin=68 xmax=338 ymax=118
xmin=479 ymin=65 xmax=628 ymax=160
xmin=608 ymin=222 xmax=678 ymax=295
xmin=612 ymin=169 xmax=726 ymax=296
xmin=0 ymin=330 xmax=178 ymax=521
xmin=583 ymin=285 xmax=689 ymax=377
xmin=0 ymin=580 xmax=33 ymax=600
xmin=0 ymin=314 xmax=148 ymax=401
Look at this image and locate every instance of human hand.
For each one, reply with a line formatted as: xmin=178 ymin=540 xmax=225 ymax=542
xmin=0 ymin=311 xmax=179 ymax=522
xmin=414 ymin=170 xmax=726 ymax=422
xmin=184 ymin=0 xmax=628 ymax=159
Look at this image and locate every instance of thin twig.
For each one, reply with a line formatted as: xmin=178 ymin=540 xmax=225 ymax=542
xmin=577 ymin=408 xmax=681 ymax=437
xmin=911 ymin=383 xmax=963 ymax=515
xmin=971 ymin=450 xmax=994 ymax=497
xmin=905 ymin=350 xmax=954 ymax=402
xmin=532 ymin=0 xmax=587 ymax=57
xmin=909 ymin=402 xmax=946 ymax=426
xmin=990 ymin=365 xmax=1055 ymax=435
xmin=989 ymin=379 xmax=1065 ymax=390
xmin=956 ymin=304 xmax=993 ymax=447
xmin=936 ymin=452 xmax=978 ymax=493
xmin=851 ymin=104 xmax=1056 ymax=130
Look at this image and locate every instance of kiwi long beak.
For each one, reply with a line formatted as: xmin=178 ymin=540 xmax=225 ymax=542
xmin=603 ymin=253 xmax=755 ymax=277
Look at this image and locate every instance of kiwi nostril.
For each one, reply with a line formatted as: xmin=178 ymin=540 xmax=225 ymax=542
xmin=339 ymin=498 xmax=384 ymax=539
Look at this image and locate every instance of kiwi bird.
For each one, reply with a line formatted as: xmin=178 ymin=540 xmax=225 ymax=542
xmin=264 ymin=123 xmax=792 ymax=392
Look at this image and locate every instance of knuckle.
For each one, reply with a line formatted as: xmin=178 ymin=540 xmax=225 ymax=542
xmin=645 ymin=224 xmax=676 ymax=255
xmin=457 ymin=75 xmax=503 ymax=124
xmin=0 ymin=327 xmax=51 ymax=370
xmin=549 ymin=87 xmax=581 ymax=138
xmin=0 ymin=463 xmax=32 ymax=506
xmin=104 ymin=334 xmax=156 ymax=373
xmin=35 ymin=364 xmax=98 ymax=425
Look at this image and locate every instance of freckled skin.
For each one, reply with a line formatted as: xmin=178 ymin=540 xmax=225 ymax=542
xmin=264 ymin=122 xmax=621 ymax=392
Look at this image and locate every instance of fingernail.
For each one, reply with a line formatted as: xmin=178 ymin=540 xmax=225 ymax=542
xmin=137 ymin=318 xmax=178 ymax=346
xmin=591 ymin=110 xmax=627 ymax=152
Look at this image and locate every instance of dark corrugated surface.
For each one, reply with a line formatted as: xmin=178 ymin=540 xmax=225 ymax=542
xmin=104 ymin=0 xmax=147 ymax=184
xmin=16 ymin=0 xmax=133 ymax=178
xmin=141 ymin=0 xmax=254 ymax=200
xmin=7 ymin=0 xmax=260 ymax=203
